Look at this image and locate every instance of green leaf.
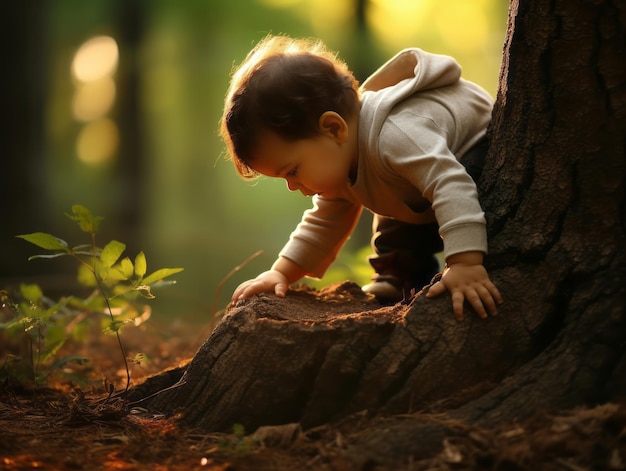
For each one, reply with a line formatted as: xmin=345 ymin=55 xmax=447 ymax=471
xmin=45 ymin=297 xmax=72 ymax=318
xmin=66 ymin=205 xmax=104 ymax=234
xmin=134 ymin=252 xmax=147 ymax=278
xmin=141 ymin=268 xmax=184 ymax=286
xmin=101 ymin=240 xmax=125 ymax=268
xmin=104 ymin=319 xmax=132 ymax=334
xmin=0 ymin=318 xmax=27 ymax=331
xmin=19 ymin=283 xmax=43 ymax=303
xmin=77 ymin=264 xmax=97 ymax=287
xmin=106 ymin=267 xmax=130 ymax=282
xmin=41 ymin=325 xmax=67 ymax=363
xmin=48 ymin=355 xmax=89 ymax=372
xmin=76 ymin=295 xmax=106 ymax=312
xmin=16 ymin=232 xmax=68 ymax=251
xmin=117 ymin=257 xmax=134 ymax=279
xmin=132 ymin=352 xmax=149 ymax=365
xmin=95 ymin=267 xmax=115 ymax=287
xmin=111 ymin=284 xmax=133 ymax=297
xmin=232 ymin=423 xmax=246 ymax=437
xmin=59 ymin=371 xmax=89 ymax=389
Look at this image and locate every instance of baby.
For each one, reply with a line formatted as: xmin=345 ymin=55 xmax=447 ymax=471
xmin=221 ymin=35 xmax=502 ymax=320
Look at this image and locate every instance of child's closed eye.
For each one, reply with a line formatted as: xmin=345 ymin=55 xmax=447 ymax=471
xmin=287 ymin=166 xmax=298 ymax=177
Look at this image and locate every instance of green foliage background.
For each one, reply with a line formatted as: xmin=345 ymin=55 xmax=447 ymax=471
xmin=10 ymin=0 xmax=508 ymax=320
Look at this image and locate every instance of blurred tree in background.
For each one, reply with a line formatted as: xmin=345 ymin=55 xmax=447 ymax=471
xmin=1 ymin=0 xmax=507 ymax=320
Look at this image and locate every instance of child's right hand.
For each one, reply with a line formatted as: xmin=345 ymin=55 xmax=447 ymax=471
xmin=231 ymin=269 xmax=290 ymax=302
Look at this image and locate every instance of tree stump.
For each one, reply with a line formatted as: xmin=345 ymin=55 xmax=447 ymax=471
xmin=126 ymin=1 xmax=626 ymax=464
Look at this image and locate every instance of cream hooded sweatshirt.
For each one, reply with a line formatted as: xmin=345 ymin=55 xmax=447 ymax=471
xmin=278 ymin=48 xmax=494 ymax=278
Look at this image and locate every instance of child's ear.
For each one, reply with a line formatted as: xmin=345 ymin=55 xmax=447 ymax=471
xmin=318 ymin=111 xmax=348 ymax=143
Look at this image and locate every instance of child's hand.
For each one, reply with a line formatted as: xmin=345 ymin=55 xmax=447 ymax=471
xmin=426 ymin=261 xmax=503 ymax=321
xmin=232 ymin=269 xmax=290 ymax=302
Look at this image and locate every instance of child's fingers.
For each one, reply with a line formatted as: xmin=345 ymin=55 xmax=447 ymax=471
xmin=427 ymin=276 xmax=502 ymax=321
xmin=233 ymin=279 xmax=269 ymax=301
xmin=235 ymin=284 xmax=255 ymax=301
xmin=464 ymin=290 xmax=488 ymax=319
xmin=232 ymin=281 xmax=250 ymax=301
xmin=452 ymin=291 xmax=466 ymax=321
xmin=488 ymin=281 xmax=504 ymax=305
xmin=274 ymin=282 xmax=288 ymax=298
xmin=426 ymin=280 xmax=447 ymax=298
xmin=477 ymin=286 xmax=499 ymax=316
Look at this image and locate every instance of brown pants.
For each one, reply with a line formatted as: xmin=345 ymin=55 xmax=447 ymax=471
xmin=368 ymin=138 xmax=488 ymax=291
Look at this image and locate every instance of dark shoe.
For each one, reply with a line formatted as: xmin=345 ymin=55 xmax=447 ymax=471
xmin=362 ymin=251 xmax=440 ymax=302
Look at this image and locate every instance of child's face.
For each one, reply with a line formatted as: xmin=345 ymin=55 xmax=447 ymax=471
xmin=249 ymin=113 xmax=356 ymax=198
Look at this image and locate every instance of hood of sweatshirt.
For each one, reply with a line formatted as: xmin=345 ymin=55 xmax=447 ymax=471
xmin=359 ymin=48 xmax=463 ymax=130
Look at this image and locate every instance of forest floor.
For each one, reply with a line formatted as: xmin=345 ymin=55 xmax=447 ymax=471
xmin=1 ymin=286 xmax=626 ymax=471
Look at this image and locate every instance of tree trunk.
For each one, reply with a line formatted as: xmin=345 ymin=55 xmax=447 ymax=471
xmin=112 ymin=0 xmax=145 ymax=255
xmin=0 ymin=1 xmax=49 ymax=279
xmin=127 ymin=0 xmax=626 ymax=460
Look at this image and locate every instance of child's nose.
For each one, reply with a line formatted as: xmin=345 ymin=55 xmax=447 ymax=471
xmin=286 ymin=179 xmax=299 ymax=192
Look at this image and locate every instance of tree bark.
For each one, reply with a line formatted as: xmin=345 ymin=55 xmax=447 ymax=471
xmin=127 ymin=0 xmax=626 ymax=459
xmin=469 ymin=0 xmax=626 ymax=425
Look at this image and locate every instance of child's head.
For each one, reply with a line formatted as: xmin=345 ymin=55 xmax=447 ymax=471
xmin=220 ymin=35 xmax=360 ymax=180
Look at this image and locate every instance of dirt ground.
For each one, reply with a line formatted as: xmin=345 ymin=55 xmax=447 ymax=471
xmin=1 ymin=300 xmax=626 ymax=470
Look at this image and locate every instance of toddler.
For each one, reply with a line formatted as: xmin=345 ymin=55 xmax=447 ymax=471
xmin=221 ymin=35 xmax=502 ymax=320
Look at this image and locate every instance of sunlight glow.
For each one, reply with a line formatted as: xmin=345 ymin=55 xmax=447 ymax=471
xmin=76 ymin=118 xmax=119 ymax=165
xmin=258 ymin=0 xmax=301 ymax=7
xmin=259 ymin=0 xmax=353 ymax=40
xmin=367 ymin=0 xmax=490 ymax=54
xmin=71 ymin=35 xmax=119 ymax=164
xmin=72 ymin=36 xmax=119 ymax=83
xmin=307 ymin=0 xmax=353 ymax=37
xmin=435 ymin=1 xmax=489 ymax=52
xmin=368 ymin=0 xmax=430 ymax=48
xmin=72 ymin=77 xmax=116 ymax=122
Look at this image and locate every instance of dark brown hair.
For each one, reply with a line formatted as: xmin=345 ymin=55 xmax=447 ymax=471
xmin=220 ymin=35 xmax=360 ymax=179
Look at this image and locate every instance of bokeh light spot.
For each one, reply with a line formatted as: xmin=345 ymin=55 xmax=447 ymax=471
xmin=435 ymin=2 xmax=489 ymax=52
xmin=367 ymin=0 xmax=431 ymax=49
xmin=72 ymin=77 xmax=116 ymax=122
xmin=308 ymin=0 xmax=353 ymax=36
xmin=76 ymin=118 xmax=119 ymax=165
xmin=72 ymin=36 xmax=119 ymax=83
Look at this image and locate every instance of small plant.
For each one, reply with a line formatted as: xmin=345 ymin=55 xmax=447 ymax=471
xmin=217 ymin=424 xmax=258 ymax=457
xmin=0 ymin=284 xmax=89 ymax=388
xmin=1 ymin=204 xmax=183 ymax=391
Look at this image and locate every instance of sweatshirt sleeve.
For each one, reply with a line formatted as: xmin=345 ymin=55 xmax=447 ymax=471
xmin=278 ymin=196 xmax=363 ymax=278
xmin=380 ymin=115 xmax=488 ymax=258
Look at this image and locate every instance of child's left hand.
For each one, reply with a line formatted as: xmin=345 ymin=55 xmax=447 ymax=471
xmin=426 ymin=259 xmax=503 ymax=321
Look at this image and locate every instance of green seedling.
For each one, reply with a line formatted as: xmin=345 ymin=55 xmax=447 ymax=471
xmin=217 ymin=424 xmax=258 ymax=457
xmin=2 ymin=204 xmax=183 ymax=391
xmin=0 ymin=284 xmax=89 ymax=388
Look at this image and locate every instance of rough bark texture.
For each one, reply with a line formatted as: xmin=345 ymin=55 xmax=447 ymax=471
xmin=127 ymin=0 xmax=626 ymax=462
xmin=467 ymin=0 xmax=626 ymax=426
xmin=128 ymin=282 xmax=535 ymax=431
